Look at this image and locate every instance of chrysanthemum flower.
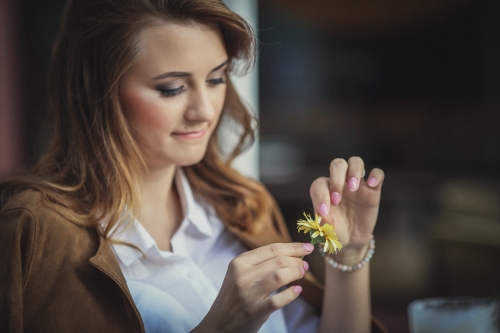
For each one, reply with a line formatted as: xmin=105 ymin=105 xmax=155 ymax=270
xmin=297 ymin=212 xmax=343 ymax=255
xmin=321 ymin=223 xmax=343 ymax=254
xmin=297 ymin=213 xmax=322 ymax=235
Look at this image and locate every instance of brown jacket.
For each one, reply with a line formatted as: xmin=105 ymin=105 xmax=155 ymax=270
xmin=0 ymin=190 xmax=386 ymax=333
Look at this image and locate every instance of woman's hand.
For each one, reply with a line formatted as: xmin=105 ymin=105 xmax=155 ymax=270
xmin=310 ymin=157 xmax=384 ymax=263
xmin=192 ymin=243 xmax=313 ymax=333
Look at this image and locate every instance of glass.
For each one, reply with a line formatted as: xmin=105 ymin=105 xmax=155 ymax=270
xmin=408 ymin=298 xmax=500 ymax=333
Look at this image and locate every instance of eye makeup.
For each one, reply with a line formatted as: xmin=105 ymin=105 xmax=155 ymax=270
xmin=157 ymin=85 xmax=186 ymax=97
xmin=206 ymin=77 xmax=226 ymax=86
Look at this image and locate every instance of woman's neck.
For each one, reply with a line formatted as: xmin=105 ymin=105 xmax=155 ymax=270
xmin=137 ymin=165 xmax=183 ymax=252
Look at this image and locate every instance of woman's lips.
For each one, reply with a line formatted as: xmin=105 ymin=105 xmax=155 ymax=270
xmin=171 ymin=129 xmax=207 ymax=139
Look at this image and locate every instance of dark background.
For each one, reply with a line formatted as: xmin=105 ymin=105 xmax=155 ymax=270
xmin=1 ymin=0 xmax=500 ymax=332
xmin=257 ymin=1 xmax=500 ymax=332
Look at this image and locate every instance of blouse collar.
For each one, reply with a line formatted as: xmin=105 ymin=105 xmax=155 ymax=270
xmin=111 ymin=168 xmax=214 ymax=267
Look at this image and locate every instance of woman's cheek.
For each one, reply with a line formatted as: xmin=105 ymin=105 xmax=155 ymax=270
xmin=122 ymin=91 xmax=176 ymax=133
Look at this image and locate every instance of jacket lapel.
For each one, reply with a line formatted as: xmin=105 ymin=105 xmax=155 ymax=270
xmin=89 ymin=229 xmax=146 ymax=333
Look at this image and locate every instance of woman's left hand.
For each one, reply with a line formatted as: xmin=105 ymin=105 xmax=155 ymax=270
xmin=310 ymin=156 xmax=384 ymax=263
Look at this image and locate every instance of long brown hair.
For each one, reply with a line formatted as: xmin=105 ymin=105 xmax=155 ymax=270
xmin=0 ymin=0 xmax=284 ymax=240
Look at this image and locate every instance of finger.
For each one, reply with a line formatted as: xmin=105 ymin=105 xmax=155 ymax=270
xmin=249 ymin=255 xmax=308 ymax=283
xmin=310 ymin=177 xmax=331 ymax=217
xmin=256 ymin=285 xmax=302 ymax=315
xmin=364 ymin=168 xmax=385 ymax=189
xmin=346 ymin=156 xmax=365 ymax=192
xmin=238 ymin=243 xmax=314 ymax=266
xmin=329 ymin=158 xmax=348 ymax=206
xmin=253 ymin=266 xmax=305 ymax=298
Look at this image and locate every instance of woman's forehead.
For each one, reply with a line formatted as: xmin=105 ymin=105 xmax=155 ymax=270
xmin=130 ymin=22 xmax=227 ymax=73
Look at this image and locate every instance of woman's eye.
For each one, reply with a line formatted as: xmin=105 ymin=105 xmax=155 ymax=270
xmin=207 ymin=77 xmax=226 ymax=86
xmin=158 ymin=85 xmax=185 ymax=97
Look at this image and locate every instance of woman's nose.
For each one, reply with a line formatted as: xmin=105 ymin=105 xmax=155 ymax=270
xmin=184 ymin=86 xmax=218 ymax=122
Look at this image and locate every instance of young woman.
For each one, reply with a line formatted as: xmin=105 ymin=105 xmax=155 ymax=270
xmin=0 ymin=0 xmax=385 ymax=332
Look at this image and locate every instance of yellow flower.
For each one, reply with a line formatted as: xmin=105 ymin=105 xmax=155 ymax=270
xmin=297 ymin=213 xmax=322 ymax=235
xmin=297 ymin=212 xmax=343 ymax=255
xmin=321 ymin=223 xmax=343 ymax=254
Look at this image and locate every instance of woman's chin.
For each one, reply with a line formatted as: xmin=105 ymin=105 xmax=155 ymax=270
xmin=171 ymin=154 xmax=207 ymax=168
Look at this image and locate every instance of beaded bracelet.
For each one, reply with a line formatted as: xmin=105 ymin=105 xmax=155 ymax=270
xmin=320 ymin=238 xmax=375 ymax=273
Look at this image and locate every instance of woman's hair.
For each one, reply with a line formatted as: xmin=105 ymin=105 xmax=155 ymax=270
xmin=0 ymin=0 xmax=283 ymax=239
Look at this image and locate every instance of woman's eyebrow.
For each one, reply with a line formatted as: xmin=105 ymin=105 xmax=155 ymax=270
xmin=153 ymin=71 xmax=190 ymax=80
xmin=153 ymin=60 xmax=228 ymax=80
xmin=210 ymin=59 xmax=228 ymax=72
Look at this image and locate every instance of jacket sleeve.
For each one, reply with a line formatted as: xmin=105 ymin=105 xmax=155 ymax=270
xmin=0 ymin=207 xmax=37 ymax=333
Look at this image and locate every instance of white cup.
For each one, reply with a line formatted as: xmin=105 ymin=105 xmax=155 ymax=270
xmin=408 ymin=298 xmax=500 ymax=333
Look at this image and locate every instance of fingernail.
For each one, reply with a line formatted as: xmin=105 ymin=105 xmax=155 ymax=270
xmin=330 ymin=192 xmax=341 ymax=206
xmin=302 ymin=243 xmax=314 ymax=252
xmin=367 ymin=177 xmax=377 ymax=187
xmin=318 ymin=203 xmax=328 ymax=216
xmin=303 ymin=261 xmax=309 ymax=270
xmin=293 ymin=286 xmax=303 ymax=294
xmin=348 ymin=177 xmax=358 ymax=192
xmin=300 ymin=267 xmax=305 ymax=275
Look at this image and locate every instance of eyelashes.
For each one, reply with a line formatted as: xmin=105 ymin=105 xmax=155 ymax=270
xmin=207 ymin=77 xmax=226 ymax=86
xmin=156 ymin=77 xmax=226 ymax=98
xmin=158 ymin=85 xmax=185 ymax=97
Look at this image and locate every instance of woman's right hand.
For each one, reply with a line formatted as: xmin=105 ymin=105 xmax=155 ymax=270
xmin=191 ymin=242 xmax=313 ymax=333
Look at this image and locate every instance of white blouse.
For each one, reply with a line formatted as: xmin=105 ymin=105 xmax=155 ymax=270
xmin=111 ymin=169 xmax=319 ymax=333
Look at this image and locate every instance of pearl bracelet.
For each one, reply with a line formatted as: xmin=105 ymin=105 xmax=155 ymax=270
xmin=320 ymin=238 xmax=375 ymax=273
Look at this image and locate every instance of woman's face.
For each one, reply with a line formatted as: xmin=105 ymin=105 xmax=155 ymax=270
xmin=119 ymin=22 xmax=228 ymax=170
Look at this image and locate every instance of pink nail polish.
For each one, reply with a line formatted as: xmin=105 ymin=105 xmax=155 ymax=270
xmin=330 ymin=192 xmax=341 ymax=206
xmin=303 ymin=261 xmax=309 ymax=270
xmin=367 ymin=177 xmax=377 ymax=187
xmin=293 ymin=286 xmax=303 ymax=294
xmin=348 ymin=177 xmax=358 ymax=192
xmin=302 ymin=243 xmax=314 ymax=252
xmin=318 ymin=203 xmax=328 ymax=216
xmin=300 ymin=267 xmax=305 ymax=275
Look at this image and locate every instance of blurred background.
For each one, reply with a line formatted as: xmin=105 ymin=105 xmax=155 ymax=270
xmin=1 ymin=0 xmax=500 ymax=332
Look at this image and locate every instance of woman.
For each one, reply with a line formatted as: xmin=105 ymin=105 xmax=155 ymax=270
xmin=0 ymin=0 xmax=385 ymax=332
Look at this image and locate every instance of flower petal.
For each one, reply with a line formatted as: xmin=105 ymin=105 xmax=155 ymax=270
xmin=324 ymin=240 xmax=329 ymax=253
